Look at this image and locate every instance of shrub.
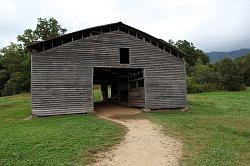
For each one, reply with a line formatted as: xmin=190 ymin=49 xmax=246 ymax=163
xmin=2 ymin=72 xmax=30 ymax=96
xmin=236 ymin=54 xmax=250 ymax=86
xmin=215 ymin=58 xmax=245 ymax=91
xmin=186 ymin=77 xmax=207 ymax=93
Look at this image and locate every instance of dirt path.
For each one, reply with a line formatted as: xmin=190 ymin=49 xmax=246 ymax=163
xmin=91 ymin=103 xmax=182 ymax=166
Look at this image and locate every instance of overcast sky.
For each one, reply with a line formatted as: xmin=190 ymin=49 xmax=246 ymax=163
xmin=0 ymin=0 xmax=249 ymax=52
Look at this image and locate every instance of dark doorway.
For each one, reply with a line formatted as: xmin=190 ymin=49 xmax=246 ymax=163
xmin=93 ymin=67 xmax=144 ymax=107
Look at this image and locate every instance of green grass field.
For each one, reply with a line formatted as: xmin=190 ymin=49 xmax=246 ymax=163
xmin=145 ymin=88 xmax=250 ymax=166
xmin=0 ymin=88 xmax=249 ymax=165
xmin=0 ymin=94 xmax=125 ymax=165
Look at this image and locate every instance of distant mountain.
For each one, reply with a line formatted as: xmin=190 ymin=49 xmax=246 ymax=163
xmin=206 ymin=48 xmax=250 ymax=63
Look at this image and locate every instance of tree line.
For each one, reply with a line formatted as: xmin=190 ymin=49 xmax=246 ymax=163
xmin=174 ymin=40 xmax=250 ymax=93
xmin=0 ymin=18 xmax=66 ymax=96
xmin=0 ymin=18 xmax=249 ymax=96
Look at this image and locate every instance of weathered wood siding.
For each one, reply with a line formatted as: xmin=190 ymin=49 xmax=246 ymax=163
xmin=128 ymin=87 xmax=145 ymax=107
xmin=32 ymin=30 xmax=186 ymax=116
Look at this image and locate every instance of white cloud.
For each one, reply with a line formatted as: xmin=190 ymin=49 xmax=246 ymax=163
xmin=0 ymin=0 xmax=250 ymax=51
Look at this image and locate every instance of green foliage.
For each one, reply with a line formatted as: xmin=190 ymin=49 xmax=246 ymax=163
xmin=170 ymin=39 xmax=247 ymax=92
xmin=186 ymin=77 xmax=206 ymax=93
xmin=93 ymin=85 xmax=111 ymax=102
xmin=17 ymin=17 xmax=67 ymax=45
xmin=145 ymin=88 xmax=250 ymax=166
xmin=93 ymin=85 xmax=103 ymax=102
xmin=17 ymin=29 xmax=38 ymax=46
xmin=0 ymin=43 xmax=30 ymax=96
xmin=186 ymin=53 xmax=247 ymax=93
xmin=192 ymin=59 xmax=214 ymax=83
xmin=174 ymin=40 xmax=210 ymax=66
xmin=0 ymin=17 xmax=66 ymax=96
xmin=0 ymin=94 xmax=125 ymax=165
xmin=34 ymin=17 xmax=67 ymax=41
xmin=0 ymin=70 xmax=9 ymax=92
xmin=214 ymin=58 xmax=245 ymax=91
xmin=2 ymin=72 xmax=30 ymax=96
xmin=187 ymin=58 xmax=223 ymax=92
xmin=236 ymin=53 xmax=250 ymax=86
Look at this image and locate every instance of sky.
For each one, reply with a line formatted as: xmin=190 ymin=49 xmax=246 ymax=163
xmin=0 ymin=0 xmax=250 ymax=52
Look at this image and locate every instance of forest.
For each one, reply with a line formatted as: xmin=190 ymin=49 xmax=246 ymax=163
xmin=0 ymin=17 xmax=249 ymax=96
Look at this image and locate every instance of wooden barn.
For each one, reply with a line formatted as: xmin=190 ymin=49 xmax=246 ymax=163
xmin=27 ymin=22 xmax=187 ymax=116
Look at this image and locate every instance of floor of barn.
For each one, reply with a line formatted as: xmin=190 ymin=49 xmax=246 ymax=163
xmin=91 ymin=102 xmax=182 ymax=166
xmin=94 ymin=102 xmax=142 ymax=119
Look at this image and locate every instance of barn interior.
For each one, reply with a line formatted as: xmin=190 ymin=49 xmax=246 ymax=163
xmin=93 ymin=67 xmax=145 ymax=108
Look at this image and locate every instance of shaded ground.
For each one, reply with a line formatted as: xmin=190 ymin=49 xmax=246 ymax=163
xmin=95 ymin=102 xmax=142 ymax=119
xmin=92 ymin=103 xmax=182 ymax=166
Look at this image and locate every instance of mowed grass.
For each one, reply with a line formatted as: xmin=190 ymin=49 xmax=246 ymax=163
xmin=1 ymin=88 xmax=250 ymax=165
xmin=0 ymin=94 xmax=125 ymax=165
xmin=93 ymin=85 xmax=111 ymax=102
xmin=93 ymin=85 xmax=102 ymax=102
xmin=145 ymin=88 xmax=250 ymax=166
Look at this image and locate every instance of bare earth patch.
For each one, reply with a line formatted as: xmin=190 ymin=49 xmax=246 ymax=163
xmin=91 ymin=103 xmax=182 ymax=166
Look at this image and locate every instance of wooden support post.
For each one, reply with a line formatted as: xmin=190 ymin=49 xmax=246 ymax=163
xmin=61 ymin=40 xmax=64 ymax=45
xmin=72 ymin=37 xmax=74 ymax=42
xmin=117 ymin=78 xmax=120 ymax=102
xmin=51 ymin=42 xmax=53 ymax=48
xmin=31 ymin=49 xmax=37 ymax=54
xmin=111 ymin=79 xmax=118 ymax=101
xmin=42 ymin=44 xmax=45 ymax=51
xmin=101 ymin=83 xmax=108 ymax=101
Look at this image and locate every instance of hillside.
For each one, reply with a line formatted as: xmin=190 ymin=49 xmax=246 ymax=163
xmin=206 ymin=48 xmax=250 ymax=62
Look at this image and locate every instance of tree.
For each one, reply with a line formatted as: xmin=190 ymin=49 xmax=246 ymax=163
xmin=34 ymin=17 xmax=67 ymax=41
xmin=0 ymin=43 xmax=30 ymax=96
xmin=17 ymin=17 xmax=67 ymax=45
xmin=168 ymin=39 xmax=175 ymax=45
xmin=236 ymin=53 xmax=250 ymax=86
xmin=175 ymin=40 xmax=210 ymax=66
xmin=192 ymin=58 xmax=219 ymax=85
xmin=186 ymin=58 xmax=221 ymax=93
xmin=215 ymin=58 xmax=245 ymax=91
xmin=1 ymin=17 xmax=67 ymax=96
xmin=17 ymin=29 xmax=38 ymax=46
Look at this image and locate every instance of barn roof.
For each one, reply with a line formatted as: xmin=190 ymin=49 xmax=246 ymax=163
xmin=27 ymin=22 xmax=187 ymax=58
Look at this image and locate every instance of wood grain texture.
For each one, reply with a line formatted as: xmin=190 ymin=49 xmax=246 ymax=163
xmin=32 ymin=30 xmax=187 ymax=116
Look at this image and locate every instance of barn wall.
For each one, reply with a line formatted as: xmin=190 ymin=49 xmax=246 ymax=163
xmin=32 ymin=30 xmax=186 ymax=116
xmin=32 ymin=52 xmax=93 ymax=116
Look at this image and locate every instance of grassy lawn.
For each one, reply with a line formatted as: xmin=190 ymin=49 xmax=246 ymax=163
xmin=93 ymin=85 xmax=102 ymax=102
xmin=1 ymin=88 xmax=249 ymax=165
xmin=144 ymin=88 xmax=250 ymax=166
xmin=0 ymin=94 xmax=125 ymax=166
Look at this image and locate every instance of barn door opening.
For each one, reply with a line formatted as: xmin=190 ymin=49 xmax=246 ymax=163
xmin=93 ymin=84 xmax=111 ymax=102
xmin=93 ymin=67 xmax=144 ymax=108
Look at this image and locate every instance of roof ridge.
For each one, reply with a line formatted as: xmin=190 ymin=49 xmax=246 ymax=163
xmin=27 ymin=22 xmax=187 ymax=58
